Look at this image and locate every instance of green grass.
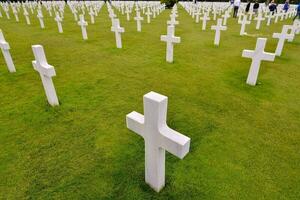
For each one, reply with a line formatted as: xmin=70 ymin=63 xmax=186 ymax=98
xmin=0 ymin=4 xmax=299 ymax=200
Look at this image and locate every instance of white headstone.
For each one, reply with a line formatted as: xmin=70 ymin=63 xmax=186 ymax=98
xmin=242 ymin=38 xmax=275 ymax=86
xmin=134 ymin=11 xmax=144 ymax=32
xmin=54 ymin=12 xmax=63 ymax=33
xmin=160 ymin=25 xmax=181 ymax=63
xmin=126 ymin=91 xmax=190 ymax=192
xmin=0 ymin=30 xmax=16 ymax=73
xmin=78 ymin=14 xmax=88 ymax=40
xmin=111 ymin=18 xmax=125 ymax=48
xmin=32 ymin=45 xmax=59 ymax=106
xmin=272 ymin=25 xmax=294 ymax=56
xmin=37 ymin=10 xmax=45 ymax=29
xmin=238 ymin=14 xmax=251 ymax=35
xmin=200 ymin=12 xmax=210 ymax=31
xmin=211 ymin=18 xmax=227 ymax=46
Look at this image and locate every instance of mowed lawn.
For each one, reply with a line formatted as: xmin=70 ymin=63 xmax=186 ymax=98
xmin=0 ymin=4 xmax=299 ymax=199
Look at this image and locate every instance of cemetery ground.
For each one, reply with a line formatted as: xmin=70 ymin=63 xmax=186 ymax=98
xmin=0 ymin=5 xmax=300 ymax=200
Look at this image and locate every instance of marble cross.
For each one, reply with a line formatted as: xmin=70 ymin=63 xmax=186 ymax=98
xmin=161 ymin=25 xmax=181 ymax=63
xmin=32 ymin=45 xmax=59 ymax=106
xmin=134 ymin=11 xmax=144 ymax=32
xmin=200 ymin=12 xmax=210 ymax=31
xmin=126 ymin=91 xmax=190 ymax=192
xmin=238 ymin=14 xmax=251 ymax=35
xmin=242 ymin=38 xmax=275 ymax=86
xmin=167 ymin=15 xmax=179 ymax=26
xmin=222 ymin=11 xmax=230 ymax=25
xmin=23 ymin=8 xmax=31 ymax=25
xmin=111 ymin=18 xmax=125 ymax=48
xmin=145 ymin=7 xmax=152 ymax=23
xmin=54 ymin=12 xmax=63 ymax=33
xmin=37 ymin=10 xmax=45 ymax=29
xmin=272 ymin=25 xmax=294 ymax=56
xmin=78 ymin=14 xmax=88 ymax=40
xmin=12 ymin=7 xmax=19 ymax=22
xmin=89 ymin=9 xmax=95 ymax=24
xmin=254 ymin=12 xmax=265 ymax=30
xmin=0 ymin=30 xmax=16 ymax=73
xmin=211 ymin=18 xmax=227 ymax=46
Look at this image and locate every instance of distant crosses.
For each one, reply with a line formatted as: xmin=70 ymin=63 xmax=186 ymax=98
xmin=242 ymin=38 xmax=275 ymax=86
xmin=161 ymin=25 xmax=181 ymax=63
xmin=126 ymin=91 xmax=190 ymax=192
xmin=32 ymin=45 xmax=59 ymax=106
xmin=37 ymin=10 xmax=45 ymax=29
xmin=111 ymin=18 xmax=125 ymax=48
xmin=54 ymin=12 xmax=63 ymax=33
xmin=238 ymin=14 xmax=251 ymax=35
xmin=134 ymin=11 xmax=144 ymax=32
xmin=78 ymin=14 xmax=88 ymax=40
xmin=0 ymin=30 xmax=16 ymax=73
xmin=145 ymin=7 xmax=152 ymax=24
xmin=200 ymin=12 xmax=210 ymax=31
xmin=254 ymin=12 xmax=265 ymax=30
xmin=211 ymin=18 xmax=227 ymax=46
xmin=272 ymin=25 xmax=294 ymax=56
xmin=23 ymin=8 xmax=31 ymax=25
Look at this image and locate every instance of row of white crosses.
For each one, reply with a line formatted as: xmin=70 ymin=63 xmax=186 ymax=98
xmin=242 ymin=23 xmax=297 ymax=86
xmin=0 ymin=29 xmax=59 ymax=106
xmin=161 ymin=5 xmax=180 ymax=63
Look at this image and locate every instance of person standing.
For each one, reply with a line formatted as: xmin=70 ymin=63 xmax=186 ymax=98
xmin=246 ymin=1 xmax=251 ymax=13
xmin=269 ymin=0 xmax=277 ymax=15
xmin=233 ymin=0 xmax=241 ymax=18
xmin=283 ymin=0 xmax=290 ymax=13
xmin=293 ymin=3 xmax=300 ymax=21
xmin=253 ymin=1 xmax=260 ymax=14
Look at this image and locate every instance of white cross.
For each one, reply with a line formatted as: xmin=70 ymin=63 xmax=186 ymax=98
xmin=161 ymin=25 xmax=181 ymax=63
xmin=0 ymin=30 xmax=16 ymax=73
xmin=12 ymin=7 xmax=19 ymax=22
xmin=194 ymin=10 xmax=201 ymax=23
xmin=272 ymin=25 xmax=294 ymax=56
xmin=23 ymin=8 xmax=31 ymax=25
xmin=242 ymin=38 xmax=275 ymax=86
xmin=254 ymin=12 xmax=265 ymax=30
xmin=238 ymin=14 xmax=251 ymax=35
xmin=145 ymin=7 xmax=152 ymax=24
xmin=32 ymin=45 xmax=59 ymax=106
xmin=266 ymin=13 xmax=273 ymax=26
xmin=211 ymin=18 xmax=227 ymax=46
xmin=37 ymin=10 xmax=45 ymax=29
xmin=89 ymin=9 xmax=95 ymax=24
xmin=167 ymin=15 xmax=179 ymax=26
xmin=134 ymin=11 xmax=144 ymax=32
xmin=111 ymin=18 xmax=125 ymax=49
xmin=200 ymin=12 xmax=210 ymax=30
xmin=78 ymin=14 xmax=88 ymax=40
xmin=54 ymin=12 xmax=63 ymax=33
xmin=125 ymin=6 xmax=130 ymax=21
xmin=126 ymin=91 xmax=190 ymax=192
xmin=222 ymin=11 xmax=230 ymax=25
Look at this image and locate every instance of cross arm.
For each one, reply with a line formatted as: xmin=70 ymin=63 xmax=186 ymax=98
xmin=262 ymin=52 xmax=275 ymax=62
xmin=126 ymin=111 xmax=145 ymax=138
xmin=242 ymin=50 xmax=254 ymax=59
xmin=0 ymin=41 xmax=10 ymax=50
xmin=159 ymin=126 xmax=190 ymax=159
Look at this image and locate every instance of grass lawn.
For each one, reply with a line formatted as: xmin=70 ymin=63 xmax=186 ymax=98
xmin=0 ymin=4 xmax=299 ymax=199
